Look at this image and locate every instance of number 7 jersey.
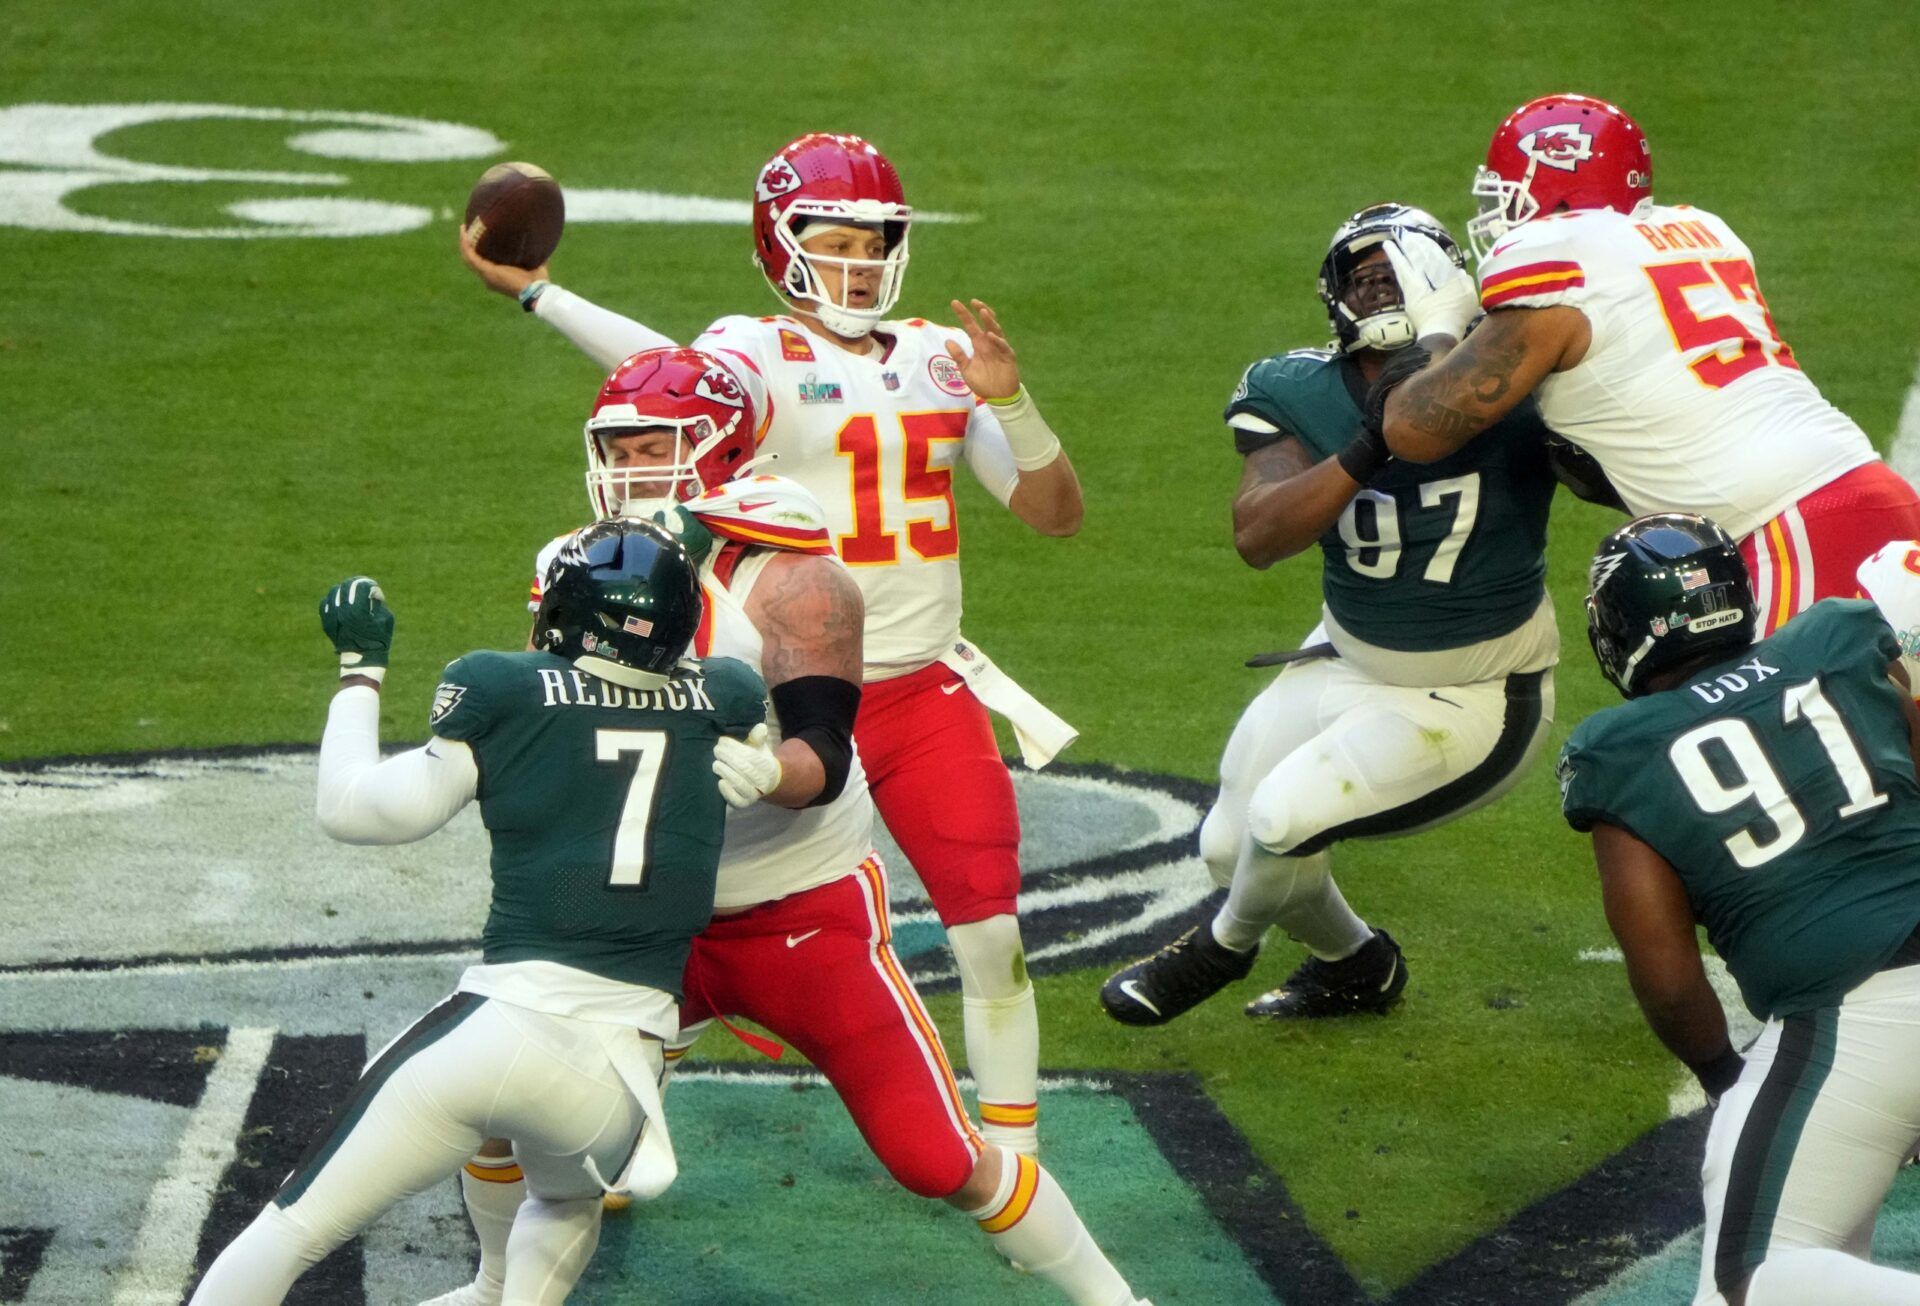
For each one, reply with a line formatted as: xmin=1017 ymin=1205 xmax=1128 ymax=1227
xmin=1558 ymin=600 xmax=1920 ymax=1020
xmin=693 ymin=314 xmax=1023 ymax=680
xmin=1477 ymin=205 xmax=1876 ymax=540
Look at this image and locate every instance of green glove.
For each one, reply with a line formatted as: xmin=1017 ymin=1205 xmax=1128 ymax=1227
xmin=320 ymin=576 xmax=395 ymax=679
xmin=652 ymin=504 xmax=714 ymax=568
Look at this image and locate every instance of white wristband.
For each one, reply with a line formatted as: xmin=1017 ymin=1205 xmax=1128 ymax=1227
xmin=986 ymin=386 xmax=1063 ymax=472
xmin=338 ymin=660 xmax=386 ymax=683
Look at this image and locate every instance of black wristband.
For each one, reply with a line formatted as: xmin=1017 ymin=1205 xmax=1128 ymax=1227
xmin=770 ymin=675 xmax=862 ymax=807
xmin=1361 ymin=342 xmax=1434 ymax=445
xmin=1690 ymin=1046 xmax=1745 ymax=1103
xmin=1336 ymin=432 xmax=1390 ymax=483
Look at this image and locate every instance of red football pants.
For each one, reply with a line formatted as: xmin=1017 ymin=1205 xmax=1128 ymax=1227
xmin=678 ymin=860 xmax=983 ymax=1199
xmin=1740 ymin=461 xmax=1920 ymax=635
xmin=856 ymin=661 xmax=1022 ymax=927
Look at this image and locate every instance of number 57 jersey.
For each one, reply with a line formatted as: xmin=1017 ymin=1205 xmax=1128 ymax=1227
xmin=693 ymin=314 xmax=1023 ymax=680
xmin=1477 ymin=205 xmax=1876 ymax=541
xmin=1558 ymin=600 xmax=1920 ymax=1022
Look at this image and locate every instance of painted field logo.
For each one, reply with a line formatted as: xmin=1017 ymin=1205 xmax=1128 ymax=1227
xmin=0 ymin=103 xmax=977 ymax=239
xmin=0 ymin=748 xmax=1211 ymax=987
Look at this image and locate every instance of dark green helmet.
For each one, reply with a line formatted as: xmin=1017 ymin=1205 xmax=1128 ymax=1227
xmin=535 ymin=519 xmax=702 ymax=690
xmin=1586 ymin=513 xmax=1755 ymax=698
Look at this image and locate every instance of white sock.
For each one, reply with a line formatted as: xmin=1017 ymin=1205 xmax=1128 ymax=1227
xmin=1213 ymin=846 xmax=1370 ymax=960
xmin=965 ymin=1149 xmax=1135 ymax=1306
xmin=461 ymin=1153 xmax=526 ymax=1292
xmin=501 ymin=1196 xmax=602 ymax=1306
xmin=1747 ymin=1248 xmax=1920 ymax=1304
xmin=950 ymin=916 xmax=1041 ymax=1155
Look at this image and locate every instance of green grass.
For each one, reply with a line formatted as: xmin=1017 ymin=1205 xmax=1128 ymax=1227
xmin=8 ymin=0 xmax=1920 ymax=1293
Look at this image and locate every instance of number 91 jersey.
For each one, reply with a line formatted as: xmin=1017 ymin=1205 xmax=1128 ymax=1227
xmin=693 ymin=314 xmax=1023 ymax=681
xmin=1477 ymin=205 xmax=1875 ymax=540
xmin=1558 ymin=600 xmax=1920 ymax=1021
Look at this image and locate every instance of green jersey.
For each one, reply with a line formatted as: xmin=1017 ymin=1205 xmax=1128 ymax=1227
xmin=430 ymin=650 xmax=767 ymax=998
xmin=1226 ymin=348 xmax=1556 ymax=651
xmin=1559 ymin=600 xmax=1920 ymax=1019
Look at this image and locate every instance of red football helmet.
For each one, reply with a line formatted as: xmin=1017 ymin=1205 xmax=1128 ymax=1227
xmin=583 ymin=348 xmax=761 ymax=518
xmin=1468 ymin=94 xmax=1652 ymax=260
xmin=751 ymin=132 xmax=911 ymax=338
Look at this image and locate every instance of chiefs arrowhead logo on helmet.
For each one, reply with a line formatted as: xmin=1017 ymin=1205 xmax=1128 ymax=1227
xmin=695 ymin=365 xmax=747 ymax=408
xmin=755 ymin=159 xmax=802 ymax=203
xmin=1517 ymin=124 xmax=1596 ymax=173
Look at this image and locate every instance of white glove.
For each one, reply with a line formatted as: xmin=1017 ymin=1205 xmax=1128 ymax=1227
xmin=713 ymin=723 xmax=782 ymax=808
xmin=1383 ymin=234 xmax=1479 ymax=342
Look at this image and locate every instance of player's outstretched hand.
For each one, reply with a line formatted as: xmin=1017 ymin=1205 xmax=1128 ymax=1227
xmin=945 ymin=299 xmax=1021 ymax=402
xmin=1383 ymin=235 xmax=1478 ymax=342
xmin=458 ymin=223 xmax=548 ymax=299
xmin=713 ymin=723 xmax=783 ymax=809
xmin=320 ymin=576 xmax=395 ymax=676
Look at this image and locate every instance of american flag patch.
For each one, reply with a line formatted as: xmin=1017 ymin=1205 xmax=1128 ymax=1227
xmin=624 ymin=615 xmax=654 ymax=636
xmin=1679 ymin=568 xmax=1710 ymax=592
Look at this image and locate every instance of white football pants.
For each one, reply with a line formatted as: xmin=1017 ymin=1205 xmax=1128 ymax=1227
xmin=1694 ymin=964 xmax=1920 ymax=1305
xmin=1199 ymin=651 xmax=1552 ymax=953
xmin=190 ymin=993 xmax=659 ymax=1306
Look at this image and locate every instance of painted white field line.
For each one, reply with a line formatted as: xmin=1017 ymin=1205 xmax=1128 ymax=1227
xmin=672 ymin=1068 xmax=1113 ymax=1094
xmin=113 ymin=1026 xmax=277 ymax=1305
xmin=1887 ymin=352 xmax=1920 ymax=485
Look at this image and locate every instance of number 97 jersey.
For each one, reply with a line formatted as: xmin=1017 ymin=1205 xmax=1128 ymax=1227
xmin=1558 ymin=599 xmax=1920 ymax=1021
xmin=1477 ymin=205 xmax=1875 ymax=540
xmin=693 ymin=314 xmax=1024 ymax=680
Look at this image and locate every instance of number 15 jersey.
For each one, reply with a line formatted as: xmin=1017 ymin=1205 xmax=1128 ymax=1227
xmin=694 ymin=314 xmax=1024 ymax=681
xmin=1477 ymin=204 xmax=1875 ymax=540
xmin=1558 ymin=600 xmax=1920 ymax=1020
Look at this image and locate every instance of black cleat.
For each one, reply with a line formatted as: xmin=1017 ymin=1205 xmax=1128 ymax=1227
xmin=1100 ymin=925 xmax=1258 ymax=1026
xmin=1244 ymin=929 xmax=1407 ymax=1020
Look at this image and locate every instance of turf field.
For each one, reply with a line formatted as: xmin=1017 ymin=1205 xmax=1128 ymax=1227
xmin=6 ymin=2 xmax=1920 ymax=1301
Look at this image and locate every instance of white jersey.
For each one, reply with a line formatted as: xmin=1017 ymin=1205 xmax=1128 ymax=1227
xmin=692 ymin=314 xmax=1022 ymax=680
xmin=530 ymin=491 xmax=876 ymax=910
xmin=1857 ymin=541 xmax=1920 ymax=694
xmin=1476 ymin=204 xmax=1876 ymax=540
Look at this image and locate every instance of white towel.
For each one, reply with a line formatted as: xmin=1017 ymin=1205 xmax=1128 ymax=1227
xmin=937 ymin=638 xmax=1078 ymax=770
xmin=583 ymin=1025 xmax=677 ymax=1200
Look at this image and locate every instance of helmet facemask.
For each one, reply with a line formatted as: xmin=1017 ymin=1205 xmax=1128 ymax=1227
xmin=583 ymin=414 xmax=734 ymax=520
xmin=771 ymin=203 xmax=911 ymax=339
xmin=1323 ymin=240 xmax=1414 ymax=353
xmin=1467 ymin=161 xmax=1540 ymax=263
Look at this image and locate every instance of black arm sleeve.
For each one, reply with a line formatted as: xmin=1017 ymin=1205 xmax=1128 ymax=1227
xmin=770 ymin=675 xmax=862 ymax=807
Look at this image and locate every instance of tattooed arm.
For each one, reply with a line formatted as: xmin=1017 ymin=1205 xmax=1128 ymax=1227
xmin=1380 ymin=306 xmax=1591 ymax=462
xmin=1232 ymin=435 xmax=1365 ymax=569
xmin=743 ymin=551 xmax=865 ymax=807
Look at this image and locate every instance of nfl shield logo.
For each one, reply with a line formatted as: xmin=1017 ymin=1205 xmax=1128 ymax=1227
xmin=882 ymin=371 xmax=901 ymax=392
xmin=624 ymin=615 xmax=654 ymax=636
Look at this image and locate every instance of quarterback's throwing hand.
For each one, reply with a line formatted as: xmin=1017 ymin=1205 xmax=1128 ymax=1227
xmin=713 ymin=723 xmax=783 ymax=808
xmin=945 ymin=299 xmax=1021 ymax=402
xmin=1382 ymin=234 xmax=1479 ymax=343
xmin=457 ymin=222 xmax=548 ymax=299
xmin=320 ymin=576 xmax=395 ymax=677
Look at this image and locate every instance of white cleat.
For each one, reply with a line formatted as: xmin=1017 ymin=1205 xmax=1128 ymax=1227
xmin=418 ymin=1280 xmax=503 ymax=1306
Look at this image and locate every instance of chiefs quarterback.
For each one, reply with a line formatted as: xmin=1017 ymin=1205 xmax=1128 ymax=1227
xmin=461 ymin=132 xmax=1080 ymax=1157
xmin=1373 ymin=93 xmax=1920 ymax=635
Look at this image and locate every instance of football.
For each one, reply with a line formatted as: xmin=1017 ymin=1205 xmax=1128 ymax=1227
xmin=464 ymin=161 xmax=565 ymax=269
